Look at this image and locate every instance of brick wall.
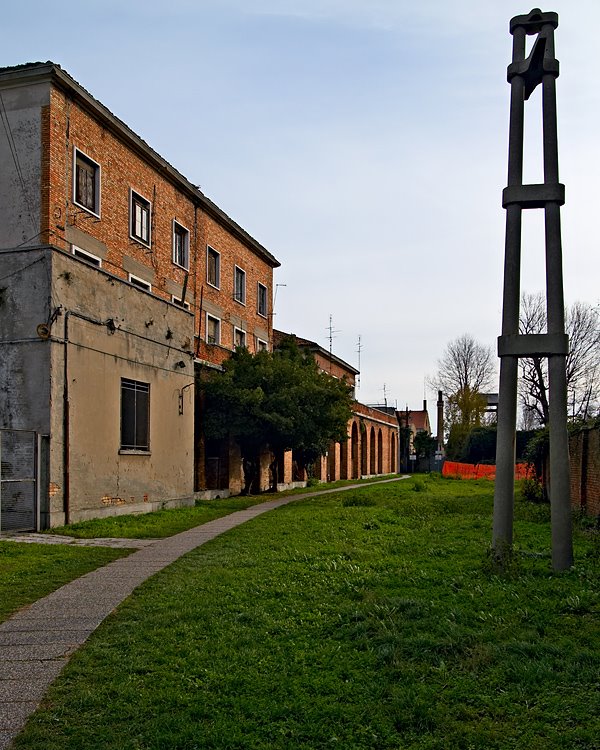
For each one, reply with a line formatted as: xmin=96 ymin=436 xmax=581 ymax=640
xmin=45 ymin=86 xmax=275 ymax=367
xmin=570 ymin=426 xmax=600 ymax=516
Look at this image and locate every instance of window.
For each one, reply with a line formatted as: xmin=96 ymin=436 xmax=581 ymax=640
xmin=206 ymin=314 xmax=220 ymax=345
xmin=257 ymin=283 xmax=268 ymax=318
xmin=129 ymin=274 xmax=151 ymax=292
xmin=234 ymin=328 xmax=246 ymax=349
xmin=121 ymin=378 xmax=149 ymax=451
xmin=130 ymin=190 xmax=151 ymax=246
xmin=171 ymin=295 xmax=190 ymax=310
xmin=172 ymin=221 xmax=189 ymax=270
xmin=207 ymin=246 xmax=220 ymax=288
xmin=256 ymin=338 xmax=268 ymax=352
xmin=71 ymin=245 xmax=101 ymax=267
xmin=73 ymin=148 xmax=100 ymax=216
xmin=234 ymin=266 xmax=246 ymax=304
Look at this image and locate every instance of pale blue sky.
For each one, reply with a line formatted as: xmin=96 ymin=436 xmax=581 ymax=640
xmin=3 ymin=1 xmax=599 ymax=417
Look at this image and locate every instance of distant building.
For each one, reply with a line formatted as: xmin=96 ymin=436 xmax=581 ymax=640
xmin=274 ymin=331 xmax=399 ymax=482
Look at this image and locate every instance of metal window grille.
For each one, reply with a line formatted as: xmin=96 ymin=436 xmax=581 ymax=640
xmin=121 ymin=379 xmax=150 ymax=450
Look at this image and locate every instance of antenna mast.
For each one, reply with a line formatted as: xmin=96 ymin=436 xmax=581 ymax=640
xmin=326 ymin=314 xmax=340 ymax=373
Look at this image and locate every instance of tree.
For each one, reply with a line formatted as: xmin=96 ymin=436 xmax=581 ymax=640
xmin=199 ymin=338 xmax=353 ymax=492
xmin=431 ymin=334 xmax=495 ymax=433
xmin=413 ymin=430 xmax=437 ymax=461
xmin=519 ymin=293 xmax=600 ymax=426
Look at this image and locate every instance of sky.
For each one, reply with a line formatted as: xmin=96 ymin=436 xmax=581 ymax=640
xmin=3 ymin=1 xmax=599 ymax=426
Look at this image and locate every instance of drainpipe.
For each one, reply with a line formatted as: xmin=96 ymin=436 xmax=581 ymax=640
xmin=63 ymin=310 xmax=71 ymax=525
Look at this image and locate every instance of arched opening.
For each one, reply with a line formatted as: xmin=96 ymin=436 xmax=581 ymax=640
xmin=340 ymin=435 xmax=348 ymax=480
xmin=390 ymin=432 xmax=397 ymax=473
xmin=351 ymin=422 xmax=360 ymax=478
xmin=377 ymin=429 xmax=383 ymax=474
xmin=361 ymin=426 xmax=368 ymax=476
xmin=369 ymin=427 xmax=376 ymax=474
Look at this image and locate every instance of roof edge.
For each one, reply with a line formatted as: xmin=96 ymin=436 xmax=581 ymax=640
xmin=0 ymin=62 xmax=280 ymax=269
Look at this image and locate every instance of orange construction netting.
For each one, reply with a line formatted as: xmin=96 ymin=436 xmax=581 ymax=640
xmin=442 ymin=461 xmax=532 ymax=480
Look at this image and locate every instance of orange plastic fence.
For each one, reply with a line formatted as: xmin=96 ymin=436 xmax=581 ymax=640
xmin=442 ymin=461 xmax=531 ymax=480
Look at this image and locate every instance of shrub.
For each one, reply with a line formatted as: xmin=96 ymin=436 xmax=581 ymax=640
xmin=520 ymin=476 xmax=545 ymax=504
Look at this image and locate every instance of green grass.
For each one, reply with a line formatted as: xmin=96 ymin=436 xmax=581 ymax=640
xmin=47 ymin=475 xmax=402 ymax=539
xmin=14 ymin=478 xmax=600 ymax=749
xmin=46 ymin=496 xmax=268 ymax=539
xmin=0 ymin=542 xmax=129 ymax=623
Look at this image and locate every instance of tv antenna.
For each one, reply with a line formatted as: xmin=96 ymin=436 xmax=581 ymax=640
xmin=326 ymin=314 xmax=340 ymax=372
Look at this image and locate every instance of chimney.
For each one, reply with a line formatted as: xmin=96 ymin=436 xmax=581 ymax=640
xmin=436 ymin=390 xmax=444 ymax=452
xmin=423 ymin=399 xmax=427 ymax=412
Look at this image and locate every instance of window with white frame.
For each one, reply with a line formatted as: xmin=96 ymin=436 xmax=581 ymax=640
xmin=206 ymin=314 xmax=220 ymax=345
xmin=256 ymin=337 xmax=268 ymax=352
xmin=120 ymin=378 xmax=150 ymax=451
xmin=234 ymin=327 xmax=246 ymax=349
xmin=257 ymin=282 xmax=268 ymax=318
xmin=207 ymin=246 xmax=220 ymax=288
xmin=73 ymin=148 xmax=100 ymax=216
xmin=234 ymin=266 xmax=246 ymax=304
xmin=172 ymin=221 xmax=189 ymax=270
xmin=71 ymin=245 xmax=102 ymax=267
xmin=129 ymin=274 xmax=151 ymax=292
xmin=171 ymin=295 xmax=190 ymax=310
xmin=130 ymin=190 xmax=151 ymax=246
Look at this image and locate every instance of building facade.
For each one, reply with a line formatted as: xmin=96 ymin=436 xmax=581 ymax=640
xmin=273 ymin=331 xmax=399 ymax=483
xmin=0 ymin=62 xmax=279 ymax=528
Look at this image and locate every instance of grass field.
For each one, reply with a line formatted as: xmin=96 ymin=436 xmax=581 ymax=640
xmin=45 ymin=476 xmax=399 ymax=539
xmin=13 ymin=477 xmax=600 ymax=749
xmin=0 ymin=543 xmax=129 ymax=623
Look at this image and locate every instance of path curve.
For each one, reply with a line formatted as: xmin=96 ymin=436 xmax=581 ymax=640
xmin=0 ymin=476 xmax=407 ymax=749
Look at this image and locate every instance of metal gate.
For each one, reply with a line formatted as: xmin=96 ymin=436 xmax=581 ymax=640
xmin=0 ymin=429 xmax=39 ymax=532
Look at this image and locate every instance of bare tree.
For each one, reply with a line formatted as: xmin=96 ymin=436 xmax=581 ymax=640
xmin=519 ymin=293 xmax=600 ymax=426
xmin=431 ymin=334 xmax=495 ymax=426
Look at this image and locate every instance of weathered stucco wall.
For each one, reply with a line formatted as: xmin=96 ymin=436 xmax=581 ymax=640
xmin=0 ymin=247 xmax=51 ymax=433
xmin=0 ymin=81 xmax=47 ymax=248
xmin=48 ymin=249 xmax=195 ymax=525
xmin=1 ymin=246 xmax=196 ymax=527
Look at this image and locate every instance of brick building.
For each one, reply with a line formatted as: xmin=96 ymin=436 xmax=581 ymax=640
xmin=0 ymin=61 xmax=279 ymax=528
xmin=273 ymin=331 xmax=399 ymax=482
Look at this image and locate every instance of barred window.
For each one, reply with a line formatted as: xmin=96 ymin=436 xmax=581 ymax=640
xmin=120 ymin=378 xmax=150 ymax=451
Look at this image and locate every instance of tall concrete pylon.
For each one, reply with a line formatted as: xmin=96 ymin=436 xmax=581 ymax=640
xmin=493 ymin=8 xmax=573 ymax=571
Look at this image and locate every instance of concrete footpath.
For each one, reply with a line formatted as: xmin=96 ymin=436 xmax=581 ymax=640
xmin=0 ymin=477 xmax=406 ymax=749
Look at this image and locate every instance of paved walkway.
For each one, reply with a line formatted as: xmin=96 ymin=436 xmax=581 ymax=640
xmin=0 ymin=477 xmax=406 ymax=749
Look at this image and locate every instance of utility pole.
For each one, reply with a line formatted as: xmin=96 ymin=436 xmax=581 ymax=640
xmin=493 ymin=8 xmax=572 ymax=571
xmin=356 ymin=335 xmax=362 ymax=390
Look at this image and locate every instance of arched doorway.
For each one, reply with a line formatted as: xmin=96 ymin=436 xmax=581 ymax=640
xmin=369 ymin=427 xmax=376 ymax=474
xmin=361 ymin=426 xmax=368 ymax=476
xmin=377 ymin=429 xmax=383 ymax=474
xmin=390 ymin=432 xmax=397 ymax=473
